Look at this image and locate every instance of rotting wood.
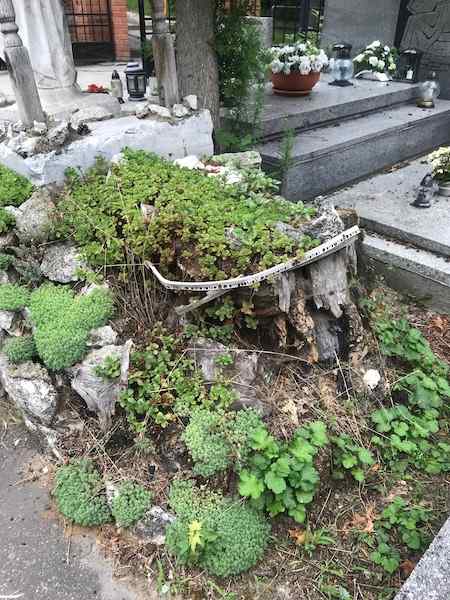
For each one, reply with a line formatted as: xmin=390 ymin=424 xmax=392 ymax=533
xmin=151 ymin=0 xmax=179 ymax=107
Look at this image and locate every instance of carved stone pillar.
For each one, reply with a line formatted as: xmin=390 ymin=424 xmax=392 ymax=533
xmin=0 ymin=0 xmax=44 ymax=126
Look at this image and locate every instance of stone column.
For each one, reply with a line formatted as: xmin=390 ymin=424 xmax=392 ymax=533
xmin=0 ymin=0 xmax=45 ymax=126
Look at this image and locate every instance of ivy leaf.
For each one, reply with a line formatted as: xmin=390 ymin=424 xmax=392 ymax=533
xmin=265 ymin=470 xmax=287 ymax=495
xmin=238 ymin=470 xmax=264 ymax=500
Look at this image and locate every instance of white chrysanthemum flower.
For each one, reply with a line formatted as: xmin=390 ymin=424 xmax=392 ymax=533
xmin=369 ymin=56 xmax=379 ymax=67
xmin=378 ymin=59 xmax=386 ymax=71
xmin=298 ymin=43 xmax=307 ymax=53
xmin=283 ymin=64 xmax=291 ymax=75
xmin=384 ymin=45 xmax=390 ymax=53
xmin=371 ymin=40 xmax=381 ymax=48
xmin=270 ymin=59 xmax=284 ymax=74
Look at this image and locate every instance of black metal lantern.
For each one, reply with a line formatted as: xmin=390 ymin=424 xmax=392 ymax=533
xmin=125 ymin=62 xmax=147 ymax=101
xmin=329 ymin=42 xmax=354 ymax=87
xmin=395 ymin=48 xmax=423 ymax=83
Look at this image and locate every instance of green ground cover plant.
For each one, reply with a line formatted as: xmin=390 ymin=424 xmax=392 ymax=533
xmin=0 ymin=283 xmax=30 ymax=310
xmin=53 ymin=460 xmax=111 ymax=527
xmin=331 ymin=434 xmax=375 ymax=482
xmin=238 ymin=421 xmax=328 ymax=523
xmin=4 ymin=336 xmax=37 ymax=364
xmin=55 ymin=149 xmax=318 ymax=279
xmin=0 ymin=164 xmax=34 ymax=207
xmin=111 ymin=481 xmax=152 ymax=527
xmin=182 ymin=407 xmax=263 ymax=477
xmin=166 ymin=480 xmax=270 ymax=577
xmin=0 ymin=253 xmax=14 ymax=270
xmin=0 ymin=208 xmax=16 ymax=233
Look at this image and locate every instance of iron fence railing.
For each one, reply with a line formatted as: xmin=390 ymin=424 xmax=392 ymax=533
xmin=64 ymin=0 xmax=115 ymax=63
xmin=272 ymin=0 xmax=325 ymax=45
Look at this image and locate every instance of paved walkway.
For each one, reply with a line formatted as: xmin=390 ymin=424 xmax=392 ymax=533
xmin=0 ymin=422 xmax=149 ymax=600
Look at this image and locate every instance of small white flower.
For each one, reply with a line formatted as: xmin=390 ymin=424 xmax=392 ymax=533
xmin=270 ymin=59 xmax=284 ymax=74
xmin=354 ymin=54 xmax=365 ymax=63
xmin=371 ymin=40 xmax=381 ymax=48
xmin=369 ymin=56 xmax=379 ymax=68
xmin=378 ymin=59 xmax=386 ymax=71
xmin=384 ymin=45 xmax=390 ymax=53
xmin=283 ymin=64 xmax=291 ymax=75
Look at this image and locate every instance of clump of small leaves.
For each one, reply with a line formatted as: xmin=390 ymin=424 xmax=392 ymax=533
xmin=0 ymin=164 xmax=34 ymax=207
xmin=111 ymin=482 xmax=152 ymax=528
xmin=4 ymin=336 xmax=37 ymax=364
xmin=332 ymin=434 xmax=375 ymax=482
xmin=368 ymin=497 xmax=431 ymax=573
xmin=0 ymin=284 xmax=30 ymax=311
xmin=0 ymin=208 xmax=15 ymax=234
xmin=55 ymin=149 xmax=318 ymax=279
xmin=182 ymin=407 xmax=263 ymax=477
xmin=238 ymin=421 xmax=328 ymax=523
xmin=53 ymin=460 xmax=111 ymax=527
xmin=0 ymin=253 xmax=14 ymax=270
xmin=166 ymin=480 xmax=270 ymax=577
xmin=94 ymin=354 xmax=121 ymax=380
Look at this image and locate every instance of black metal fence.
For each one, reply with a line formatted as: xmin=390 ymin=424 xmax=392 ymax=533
xmin=64 ymin=0 xmax=115 ymax=63
xmin=271 ymin=0 xmax=325 ymax=45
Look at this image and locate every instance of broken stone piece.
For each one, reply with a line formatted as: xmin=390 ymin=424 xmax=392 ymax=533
xmin=363 ymin=369 xmax=381 ymax=391
xmin=173 ymin=155 xmax=205 ymax=170
xmin=132 ymin=506 xmax=175 ymax=545
xmin=13 ymin=188 xmax=56 ymax=244
xmin=183 ymin=94 xmax=198 ymax=111
xmin=40 ymin=242 xmax=84 ymax=283
xmin=172 ymin=103 xmax=189 ymax=118
xmin=47 ymin=121 xmax=70 ymax=146
xmin=135 ymin=103 xmax=172 ymax=120
xmin=70 ymin=106 xmax=114 ymax=130
xmin=87 ymin=326 xmax=118 ymax=348
xmin=31 ymin=121 xmax=48 ymax=136
xmin=211 ymin=150 xmax=262 ymax=170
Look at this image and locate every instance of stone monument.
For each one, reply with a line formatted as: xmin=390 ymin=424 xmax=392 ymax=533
xmin=0 ymin=0 xmax=120 ymax=119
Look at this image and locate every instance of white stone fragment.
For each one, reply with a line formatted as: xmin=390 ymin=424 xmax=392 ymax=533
xmin=363 ymin=369 xmax=381 ymax=391
xmin=70 ymin=106 xmax=114 ymax=130
xmin=183 ymin=94 xmax=198 ymax=111
xmin=40 ymin=242 xmax=84 ymax=283
xmin=173 ymin=155 xmax=205 ymax=170
xmin=172 ymin=103 xmax=189 ymax=118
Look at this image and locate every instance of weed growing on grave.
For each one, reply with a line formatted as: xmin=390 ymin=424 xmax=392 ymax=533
xmin=0 ymin=208 xmax=16 ymax=234
xmin=4 ymin=336 xmax=37 ymax=364
xmin=331 ymin=434 xmax=375 ymax=482
xmin=94 ymin=355 xmax=122 ymax=380
xmin=0 ymin=164 xmax=34 ymax=207
xmin=0 ymin=283 xmax=30 ymax=310
xmin=111 ymin=482 xmax=152 ymax=528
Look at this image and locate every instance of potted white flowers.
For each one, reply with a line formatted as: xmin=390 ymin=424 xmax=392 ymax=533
xmin=270 ymin=41 xmax=329 ymax=96
xmin=353 ymin=41 xmax=398 ymax=82
xmin=428 ymin=147 xmax=450 ymax=196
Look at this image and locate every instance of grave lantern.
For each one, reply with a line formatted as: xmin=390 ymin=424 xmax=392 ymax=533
xmin=395 ymin=48 xmax=423 ymax=83
xmin=329 ymin=42 xmax=354 ymax=87
xmin=417 ymin=71 xmax=441 ymax=108
xmin=125 ymin=62 xmax=147 ymax=101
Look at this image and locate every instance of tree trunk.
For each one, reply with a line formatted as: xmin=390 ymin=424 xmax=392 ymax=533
xmin=151 ymin=0 xmax=179 ymax=107
xmin=176 ymin=0 xmax=220 ymax=132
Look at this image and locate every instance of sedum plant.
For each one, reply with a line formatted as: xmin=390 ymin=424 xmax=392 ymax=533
xmin=53 ymin=460 xmax=111 ymax=527
xmin=4 ymin=336 xmax=37 ymax=364
xmin=0 ymin=164 xmax=34 ymax=207
xmin=166 ymin=480 xmax=270 ymax=577
xmin=0 ymin=284 xmax=30 ymax=311
xmin=0 ymin=208 xmax=16 ymax=234
xmin=111 ymin=482 xmax=152 ymax=528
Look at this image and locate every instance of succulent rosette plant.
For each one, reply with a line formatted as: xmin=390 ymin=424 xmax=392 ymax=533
xmin=270 ymin=41 xmax=329 ymax=76
xmin=353 ymin=41 xmax=398 ymax=74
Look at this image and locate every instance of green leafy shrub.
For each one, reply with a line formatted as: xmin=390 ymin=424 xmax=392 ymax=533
xmin=0 ymin=164 xmax=33 ymax=207
xmin=166 ymin=480 xmax=270 ymax=577
xmin=19 ymin=284 xmax=114 ymax=371
xmin=0 ymin=284 xmax=30 ymax=311
xmin=332 ymin=434 xmax=375 ymax=482
xmin=111 ymin=482 xmax=152 ymax=528
xmin=0 ymin=253 xmax=14 ymax=270
xmin=0 ymin=208 xmax=15 ymax=233
xmin=120 ymin=326 xmax=235 ymax=431
xmin=55 ymin=149 xmax=317 ymax=279
xmin=94 ymin=355 xmax=121 ymax=380
xmin=4 ymin=336 xmax=37 ymax=364
xmin=182 ymin=407 xmax=263 ymax=477
xmin=368 ymin=497 xmax=431 ymax=573
xmin=53 ymin=460 xmax=111 ymax=527
xmin=238 ymin=421 xmax=328 ymax=523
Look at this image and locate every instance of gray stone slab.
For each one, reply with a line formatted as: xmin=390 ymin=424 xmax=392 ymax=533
xmin=395 ymin=516 xmax=450 ymax=600
xmin=329 ymin=158 xmax=450 ymax=257
xmin=363 ymin=234 xmax=450 ymax=314
xmin=260 ymin=100 xmax=450 ymax=200
xmin=260 ymin=74 xmax=419 ymax=139
xmin=321 ymin=0 xmax=401 ymax=54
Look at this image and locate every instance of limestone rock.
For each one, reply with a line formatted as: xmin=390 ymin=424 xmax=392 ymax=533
xmin=67 ymin=341 xmax=132 ymax=430
xmin=135 ymin=103 xmax=172 ymax=120
xmin=172 ymin=103 xmax=189 ymax=118
xmin=276 ymin=201 xmax=345 ymax=244
xmin=31 ymin=121 xmax=48 ymax=136
xmin=0 ymin=232 xmax=15 ymax=250
xmin=183 ymin=95 xmax=198 ymax=111
xmin=212 ymin=150 xmax=262 ymax=170
xmin=0 ymin=311 xmax=17 ymax=335
xmin=0 ymin=354 xmax=58 ymax=426
xmin=363 ymin=369 xmax=381 ymax=391
xmin=173 ymin=155 xmax=205 ymax=170
xmin=13 ymin=188 xmax=56 ymax=244
xmin=141 ymin=203 xmax=156 ymax=224
xmin=70 ymin=106 xmax=114 ymax=130
xmin=87 ymin=326 xmax=118 ymax=348
xmin=132 ymin=506 xmax=175 ymax=546
xmin=189 ymin=338 xmax=262 ymax=411
xmin=40 ymin=242 xmax=84 ymax=283
xmin=47 ymin=121 xmax=70 ymax=147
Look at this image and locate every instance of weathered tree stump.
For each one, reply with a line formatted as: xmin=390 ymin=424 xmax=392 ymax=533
xmin=151 ymin=0 xmax=179 ymax=107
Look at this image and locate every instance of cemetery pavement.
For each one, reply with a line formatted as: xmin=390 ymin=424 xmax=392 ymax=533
xmin=0 ymin=424 xmax=149 ymax=600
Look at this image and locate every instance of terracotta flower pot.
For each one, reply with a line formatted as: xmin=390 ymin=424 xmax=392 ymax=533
xmin=271 ymin=71 xmax=321 ymax=96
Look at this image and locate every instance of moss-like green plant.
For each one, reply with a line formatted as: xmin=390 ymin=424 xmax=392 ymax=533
xmin=111 ymin=482 xmax=152 ymax=528
xmin=4 ymin=336 xmax=37 ymax=364
xmin=0 ymin=165 xmax=34 ymax=207
xmin=53 ymin=460 xmax=111 ymax=527
xmin=0 ymin=284 xmax=30 ymax=311
xmin=0 ymin=253 xmax=14 ymax=270
xmin=166 ymin=480 xmax=269 ymax=577
xmin=0 ymin=208 xmax=15 ymax=234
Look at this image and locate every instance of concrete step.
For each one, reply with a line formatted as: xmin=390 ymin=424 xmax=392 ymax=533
xmin=260 ymin=100 xmax=450 ymax=201
xmin=329 ymin=157 xmax=450 ymax=258
xmin=260 ymin=74 xmax=419 ymax=139
xmin=362 ymin=234 xmax=450 ymax=313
